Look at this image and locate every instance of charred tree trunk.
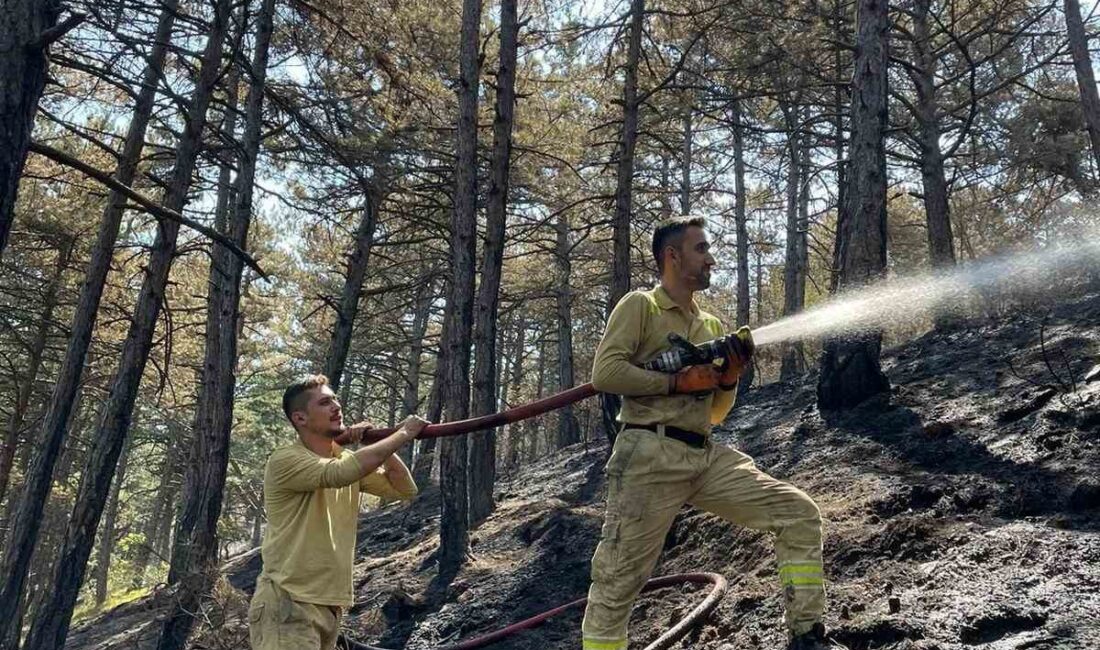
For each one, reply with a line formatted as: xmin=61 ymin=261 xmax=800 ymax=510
xmin=0 ymin=236 xmax=71 ymax=510
xmin=469 ymin=0 xmax=518 ymax=527
xmin=157 ymin=0 xmax=272 ymax=646
xmin=780 ymin=102 xmax=806 ymax=381
xmin=0 ymin=0 xmax=74 ymax=258
xmin=830 ymin=0 xmax=849 ymax=294
xmin=131 ymin=433 xmax=181 ymax=588
xmin=400 ymin=285 xmax=433 ymax=466
xmin=18 ymin=1 xmax=232 ymax=646
xmin=556 ymin=215 xmax=579 ymax=447
xmin=438 ymin=0 xmax=482 ymax=572
xmin=681 ymin=102 xmax=692 ymax=214
xmin=1065 ymin=0 xmax=1100 ymax=173
xmin=93 ymin=436 xmax=131 ymax=606
xmin=911 ymin=0 xmax=955 ymax=269
xmin=411 ymin=354 xmax=445 ymax=487
xmin=817 ymin=0 xmax=891 ymax=410
xmin=602 ymin=0 xmax=645 ymax=446
xmin=324 ymin=185 xmax=381 ymax=392
xmin=0 ymin=1 xmax=179 ymax=640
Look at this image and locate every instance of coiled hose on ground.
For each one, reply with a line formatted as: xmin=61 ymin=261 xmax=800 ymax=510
xmin=337 ymin=384 xmax=730 ymax=649
xmin=344 ymin=572 xmax=728 ymax=650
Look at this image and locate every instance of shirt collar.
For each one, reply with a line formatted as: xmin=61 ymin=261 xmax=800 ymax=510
xmin=654 ymin=285 xmax=700 ymax=316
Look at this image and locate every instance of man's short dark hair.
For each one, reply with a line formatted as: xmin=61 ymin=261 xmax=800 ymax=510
xmin=652 ymin=216 xmax=707 ymax=272
xmin=282 ymin=374 xmax=329 ymax=424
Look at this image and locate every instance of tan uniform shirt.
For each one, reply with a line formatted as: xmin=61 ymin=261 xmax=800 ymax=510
xmin=259 ymin=441 xmax=417 ymax=607
xmin=591 ymin=285 xmax=736 ymax=435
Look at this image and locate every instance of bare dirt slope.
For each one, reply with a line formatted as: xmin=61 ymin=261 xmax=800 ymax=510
xmin=66 ymin=292 xmax=1100 ymax=650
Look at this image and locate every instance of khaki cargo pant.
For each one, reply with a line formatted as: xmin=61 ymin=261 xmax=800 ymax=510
xmin=249 ymin=575 xmax=343 ymax=650
xmin=581 ymin=427 xmax=825 ymax=650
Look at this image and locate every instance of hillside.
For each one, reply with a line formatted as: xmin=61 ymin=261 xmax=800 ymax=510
xmin=66 ymin=291 xmax=1100 ymax=650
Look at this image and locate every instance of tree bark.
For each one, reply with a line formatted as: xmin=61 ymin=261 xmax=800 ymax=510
xmin=730 ymin=98 xmax=754 ymax=395
xmin=157 ymin=0 xmax=272 ymax=645
xmin=469 ymin=0 xmax=518 ymax=528
xmin=556 ymin=215 xmax=580 ymax=447
xmin=131 ymin=433 xmax=181 ymax=589
xmin=817 ymin=0 xmax=891 ymax=410
xmin=399 ymin=284 xmax=432 ymax=466
xmin=912 ymin=0 xmax=955 ymax=269
xmin=602 ymin=0 xmax=646 ymax=446
xmin=323 ymin=182 xmax=382 ymax=392
xmin=411 ymin=353 xmax=445 ymax=487
xmin=0 ymin=235 xmax=72 ymax=510
xmin=438 ymin=0 xmax=482 ymax=573
xmin=0 ymin=0 xmax=178 ymax=640
xmin=0 ymin=0 xmax=68 ymax=258
xmin=780 ymin=102 xmax=806 ymax=381
xmin=681 ymin=102 xmax=692 ymax=214
xmin=93 ymin=436 xmax=131 ymax=606
xmin=1065 ymin=0 xmax=1100 ymax=173
xmin=18 ymin=0 xmax=231 ymax=645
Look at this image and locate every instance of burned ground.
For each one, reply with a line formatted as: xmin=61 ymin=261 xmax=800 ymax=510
xmin=67 ymin=291 xmax=1100 ymax=650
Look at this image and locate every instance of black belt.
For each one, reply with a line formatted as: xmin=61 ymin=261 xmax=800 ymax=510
xmin=621 ymin=423 xmax=707 ymax=449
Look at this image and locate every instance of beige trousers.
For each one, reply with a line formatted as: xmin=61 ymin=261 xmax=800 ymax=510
xmin=249 ymin=575 xmax=343 ymax=650
xmin=581 ymin=428 xmax=825 ymax=650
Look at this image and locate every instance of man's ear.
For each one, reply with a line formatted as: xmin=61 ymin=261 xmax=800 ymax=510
xmin=291 ymin=411 xmax=307 ymax=428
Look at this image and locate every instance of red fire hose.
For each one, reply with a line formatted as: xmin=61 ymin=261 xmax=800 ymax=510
xmin=335 ymin=383 xmax=599 ymax=446
xmin=344 ymin=572 xmax=728 ymax=650
xmin=337 ymin=385 xmax=731 ymax=648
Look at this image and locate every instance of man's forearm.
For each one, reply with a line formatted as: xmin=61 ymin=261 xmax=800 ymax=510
xmin=381 ymin=453 xmax=418 ymax=497
xmin=353 ymin=429 xmax=414 ymax=477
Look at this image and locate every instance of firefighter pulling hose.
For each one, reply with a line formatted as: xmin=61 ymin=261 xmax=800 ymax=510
xmin=249 ymin=216 xmax=844 ymax=650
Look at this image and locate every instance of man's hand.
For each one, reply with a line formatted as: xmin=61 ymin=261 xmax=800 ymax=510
xmin=670 ymin=364 xmax=721 ymax=394
xmin=718 ymin=326 xmax=755 ymax=390
xmin=342 ymin=421 xmax=375 ymax=445
xmin=400 ymin=415 xmax=430 ymax=439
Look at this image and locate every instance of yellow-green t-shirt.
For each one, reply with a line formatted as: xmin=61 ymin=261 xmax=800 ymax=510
xmin=258 ymin=440 xmax=417 ymax=607
xmin=591 ymin=285 xmax=736 ymax=435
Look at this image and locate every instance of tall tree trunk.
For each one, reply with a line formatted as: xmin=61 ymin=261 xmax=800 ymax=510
xmin=93 ymin=436 xmax=131 ymax=606
xmin=400 ymin=284 xmax=433 ymax=466
xmin=469 ymin=0 xmax=517 ymax=528
xmin=324 ymin=187 xmax=381 ymax=392
xmin=1065 ymin=0 xmax=1100 ymax=173
xmin=556 ymin=215 xmax=579 ymax=447
xmin=830 ymin=0 xmax=849 ymax=293
xmin=730 ymin=98 xmax=753 ymax=394
xmin=681 ymin=102 xmax=692 ymax=214
xmin=659 ymin=156 xmax=673 ymax=216
xmin=438 ymin=0 xmax=482 ymax=573
xmin=780 ymin=102 xmax=806 ymax=381
xmin=602 ymin=0 xmax=646 ymax=446
xmin=411 ymin=354 xmax=445 ymax=487
xmin=912 ymin=0 xmax=955 ymax=269
xmin=817 ymin=0 xmax=891 ymax=410
xmin=131 ymin=433 xmax=181 ymax=589
xmin=0 ymin=236 xmax=72 ymax=510
xmin=0 ymin=0 xmax=70 ymax=258
xmin=18 ymin=1 xmax=231 ymax=646
xmin=157 ymin=0 xmax=272 ymax=645
xmin=0 ymin=1 xmax=179 ymax=640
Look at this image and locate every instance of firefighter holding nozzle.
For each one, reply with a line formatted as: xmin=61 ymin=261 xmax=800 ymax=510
xmin=581 ymin=216 xmax=843 ymax=650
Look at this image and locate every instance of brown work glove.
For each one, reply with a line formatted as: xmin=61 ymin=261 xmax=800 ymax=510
xmin=718 ymin=326 xmax=755 ymax=390
xmin=669 ymin=364 xmax=722 ymax=394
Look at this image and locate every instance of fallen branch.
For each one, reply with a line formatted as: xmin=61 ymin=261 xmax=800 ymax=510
xmin=29 ymin=140 xmax=268 ymax=280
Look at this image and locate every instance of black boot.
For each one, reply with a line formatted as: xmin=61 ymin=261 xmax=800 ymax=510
xmin=786 ymin=622 xmax=847 ymax=650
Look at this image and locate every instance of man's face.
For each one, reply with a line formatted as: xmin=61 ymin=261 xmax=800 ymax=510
xmin=292 ymin=385 xmax=344 ymax=436
xmin=671 ymin=226 xmax=715 ymax=290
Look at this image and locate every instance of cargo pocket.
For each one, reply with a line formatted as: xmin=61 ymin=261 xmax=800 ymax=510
xmin=248 ymin=603 xmax=265 ymax=647
xmin=604 ymin=430 xmax=642 ymax=477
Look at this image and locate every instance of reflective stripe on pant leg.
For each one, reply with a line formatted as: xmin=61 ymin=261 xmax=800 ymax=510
xmin=688 ymin=444 xmax=826 ymax=637
xmin=582 ymin=637 xmax=628 ymax=650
